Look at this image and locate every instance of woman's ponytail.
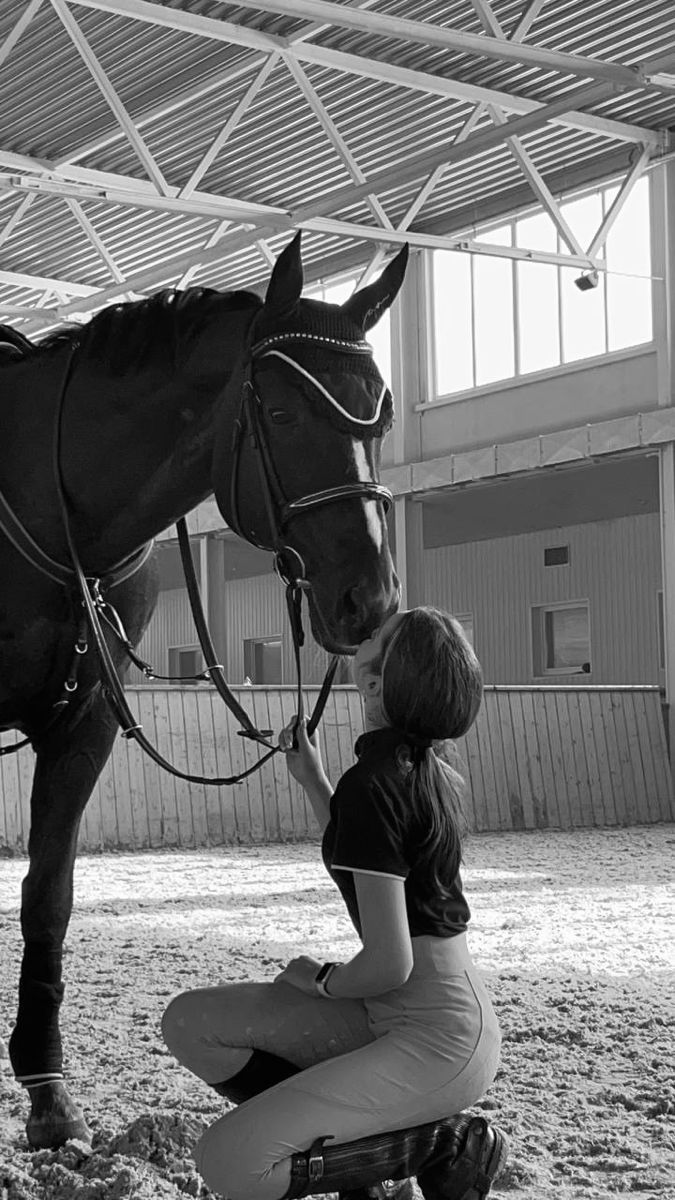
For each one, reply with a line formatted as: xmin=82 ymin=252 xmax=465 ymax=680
xmin=383 ymin=608 xmax=482 ymax=899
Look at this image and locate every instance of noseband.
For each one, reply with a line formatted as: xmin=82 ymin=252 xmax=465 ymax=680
xmin=228 ymin=330 xmax=393 ymax=583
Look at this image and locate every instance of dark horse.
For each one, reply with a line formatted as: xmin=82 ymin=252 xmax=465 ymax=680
xmin=0 ymin=233 xmax=407 ymax=1149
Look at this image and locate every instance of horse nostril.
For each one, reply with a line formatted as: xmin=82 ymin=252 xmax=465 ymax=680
xmin=343 ymin=581 xmax=387 ymax=628
xmin=342 ymin=584 xmax=361 ymax=620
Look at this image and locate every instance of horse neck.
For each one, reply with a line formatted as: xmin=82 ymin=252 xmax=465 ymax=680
xmin=59 ymin=302 xmax=255 ymax=569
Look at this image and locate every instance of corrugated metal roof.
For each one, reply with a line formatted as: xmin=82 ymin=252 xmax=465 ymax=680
xmin=0 ymin=0 xmax=672 ymax=333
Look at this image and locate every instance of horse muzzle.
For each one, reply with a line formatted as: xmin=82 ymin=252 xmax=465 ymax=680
xmin=307 ymin=567 xmax=401 ymax=654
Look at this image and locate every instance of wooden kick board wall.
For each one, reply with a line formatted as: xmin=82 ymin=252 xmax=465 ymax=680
xmin=1 ymin=685 xmax=672 ymax=852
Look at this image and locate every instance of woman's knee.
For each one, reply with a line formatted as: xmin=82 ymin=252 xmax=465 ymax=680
xmin=196 ymin=1114 xmax=291 ymax=1200
xmin=161 ymin=989 xmax=203 ymax=1060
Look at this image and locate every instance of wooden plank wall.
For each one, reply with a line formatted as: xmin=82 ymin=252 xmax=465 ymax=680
xmin=1 ymin=685 xmax=672 ymax=853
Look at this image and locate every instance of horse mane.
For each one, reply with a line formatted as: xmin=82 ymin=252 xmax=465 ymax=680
xmin=0 ymin=287 xmax=262 ymax=371
xmin=0 ymin=324 xmax=36 ymax=362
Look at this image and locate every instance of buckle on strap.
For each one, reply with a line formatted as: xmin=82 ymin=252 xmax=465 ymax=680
xmin=307 ymin=1136 xmax=331 ymax=1182
xmin=274 ymin=545 xmax=307 ymax=586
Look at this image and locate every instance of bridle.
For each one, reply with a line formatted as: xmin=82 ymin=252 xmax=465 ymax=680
xmin=228 ymin=330 xmax=393 ymax=584
xmin=1 ymin=326 xmax=394 ymax=785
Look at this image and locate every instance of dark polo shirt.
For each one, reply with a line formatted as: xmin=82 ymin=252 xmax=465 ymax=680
xmin=322 ymin=727 xmax=470 ymax=939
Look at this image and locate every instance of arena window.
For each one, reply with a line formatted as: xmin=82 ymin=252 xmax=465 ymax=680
xmin=432 ymin=176 xmax=653 ymax=399
xmin=168 ymin=644 xmax=202 ymax=684
xmin=243 ymin=636 xmax=283 ymax=685
xmin=531 ymin=601 xmax=591 ymax=678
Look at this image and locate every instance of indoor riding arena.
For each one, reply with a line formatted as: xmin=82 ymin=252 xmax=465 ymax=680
xmin=1 ymin=3 xmax=674 ymax=1200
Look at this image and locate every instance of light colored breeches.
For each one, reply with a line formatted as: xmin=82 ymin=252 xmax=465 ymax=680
xmin=161 ymin=935 xmax=501 ymax=1200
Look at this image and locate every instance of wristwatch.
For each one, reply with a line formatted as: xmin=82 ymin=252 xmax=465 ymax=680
xmin=315 ymin=961 xmax=338 ymax=997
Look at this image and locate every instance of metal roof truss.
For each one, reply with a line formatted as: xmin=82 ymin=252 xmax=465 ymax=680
xmin=0 ymin=0 xmax=672 ymax=332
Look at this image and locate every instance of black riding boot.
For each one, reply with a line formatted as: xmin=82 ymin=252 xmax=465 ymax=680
xmin=284 ymin=1113 xmax=508 ymax=1200
xmin=211 ymin=1051 xmax=412 ymax=1200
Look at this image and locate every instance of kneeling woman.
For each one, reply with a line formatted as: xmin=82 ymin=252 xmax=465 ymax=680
xmin=162 ymin=607 xmax=507 ymax=1200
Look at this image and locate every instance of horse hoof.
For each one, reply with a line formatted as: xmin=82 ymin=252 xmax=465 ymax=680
xmin=25 ymin=1082 xmax=92 ymax=1150
xmin=26 ymin=1110 xmax=92 ymax=1150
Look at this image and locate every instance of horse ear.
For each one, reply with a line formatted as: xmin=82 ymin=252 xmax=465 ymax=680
xmin=264 ymin=231 xmax=304 ymax=316
xmin=342 ymin=244 xmax=409 ymax=332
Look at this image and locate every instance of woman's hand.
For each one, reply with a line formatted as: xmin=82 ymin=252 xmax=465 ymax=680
xmin=274 ymin=955 xmax=322 ymax=995
xmin=278 ymin=716 xmax=325 ymax=790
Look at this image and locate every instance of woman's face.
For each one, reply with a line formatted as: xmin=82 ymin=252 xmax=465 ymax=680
xmin=351 ymin=610 xmax=406 ymax=697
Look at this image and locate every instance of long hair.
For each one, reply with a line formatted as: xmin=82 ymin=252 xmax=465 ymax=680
xmin=381 ymin=608 xmax=483 ymax=898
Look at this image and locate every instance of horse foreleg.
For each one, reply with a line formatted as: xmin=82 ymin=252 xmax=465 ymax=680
xmin=8 ymin=692 xmax=120 ymax=1149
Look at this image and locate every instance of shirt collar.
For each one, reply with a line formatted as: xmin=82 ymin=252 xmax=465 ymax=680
xmin=354 ymin=726 xmax=404 ymax=758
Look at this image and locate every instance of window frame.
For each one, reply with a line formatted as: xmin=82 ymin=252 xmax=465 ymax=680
xmin=530 ymin=599 xmax=592 ymax=680
xmin=428 ymin=176 xmax=654 ymax=404
xmin=243 ymin=634 xmax=284 ymax=685
xmin=167 ymin=644 xmax=203 ymax=685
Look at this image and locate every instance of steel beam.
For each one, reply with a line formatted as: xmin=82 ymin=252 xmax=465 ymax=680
xmin=0 ymin=0 xmax=45 ymax=70
xmin=282 ymin=54 xmax=392 ymax=230
xmin=587 ymin=147 xmax=652 ymax=258
xmin=291 ymin=44 xmax=665 ymax=148
xmin=1 ymin=80 xmax=619 ymax=237
xmin=180 ymin=54 xmax=280 ymax=199
xmin=0 ymin=305 xmax=55 ymax=323
xmin=56 ymin=55 xmax=269 ymax=168
xmin=64 ymin=0 xmax=669 ymax=146
xmin=0 ymin=269 xmax=99 ymax=296
xmin=12 ymin=77 xmax=629 ymax=327
xmin=212 ymin=0 xmax=673 ymax=91
xmin=50 ymin=0 xmax=171 ymax=196
xmin=66 ymin=0 xmax=283 ymax=52
xmin=0 ymin=165 xmax=289 ymax=225
xmin=63 ymin=196 xmax=127 ymax=284
xmin=292 ymin=81 xmax=625 ymax=220
xmin=0 ymin=194 xmax=36 ymax=250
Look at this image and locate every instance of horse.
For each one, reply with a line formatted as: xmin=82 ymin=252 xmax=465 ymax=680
xmin=0 ymin=232 xmax=407 ymax=1150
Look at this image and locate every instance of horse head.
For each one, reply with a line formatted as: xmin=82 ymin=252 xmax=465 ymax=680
xmin=213 ymin=233 xmax=408 ymax=654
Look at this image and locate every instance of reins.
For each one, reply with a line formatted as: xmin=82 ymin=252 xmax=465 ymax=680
xmin=46 ymin=344 xmax=341 ymax=784
xmin=2 ymin=326 xmax=390 ymax=782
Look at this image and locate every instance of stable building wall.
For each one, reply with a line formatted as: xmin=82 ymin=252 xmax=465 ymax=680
xmin=397 ymin=347 xmax=660 ymax=467
xmin=424 ymin=512 xmax=662 ymax=686
xmin=134 ymin=561 xmax=337 ymax=688
xmin=138 ymin=506 xmax=662 ymax=691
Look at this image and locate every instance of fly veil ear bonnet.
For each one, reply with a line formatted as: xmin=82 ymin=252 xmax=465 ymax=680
xmin=248 ymin=232 xmax=409 ymax=436
xmin=211 ymin=233 xmax=409 ymax=549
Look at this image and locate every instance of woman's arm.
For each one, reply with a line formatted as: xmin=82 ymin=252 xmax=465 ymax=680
xmin=301 ymin=775 xmax=333 ymax=833
xmin=321 ymin=872 xmax=413 ymax=998
xmin=279 ymin=716 xmax=333 ymax=832
xmin=275 ymin=872 xmax=413 ymax=998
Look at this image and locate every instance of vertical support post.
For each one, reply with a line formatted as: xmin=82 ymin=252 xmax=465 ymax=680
xmin=653 ymin=162 xmax=672 ymax=408
xmin=659 ymin=447 xmax=675 ymax=773
xmin=199 ymin=534 xmax=210 ymax=628
xmin=657 ymin=160 xmax=675 ymax=781
xmin=389 ymin=248 xmax=426 ymax=608
xmin=394 ymin=496 xmax=425 ymax=608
